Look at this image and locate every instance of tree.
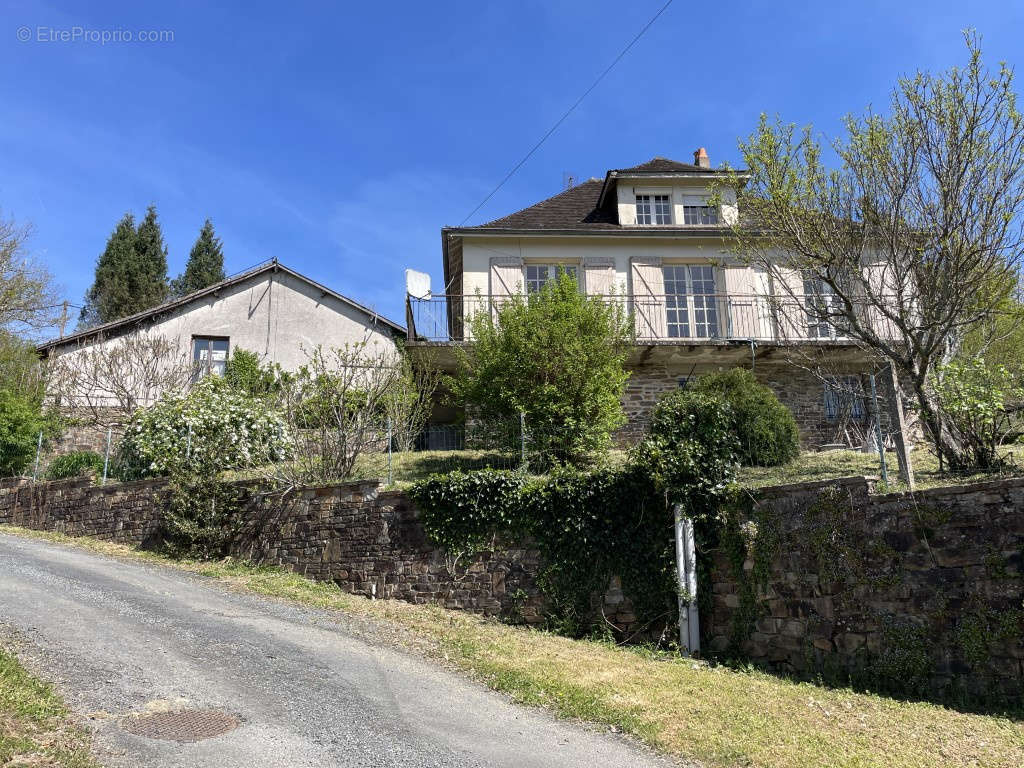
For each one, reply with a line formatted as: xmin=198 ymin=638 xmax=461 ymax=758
xmin=0 ymin=211 xmax=59 ymax=334
xmin=47 ymin=333 xmax=192 ymax=427
xmin=171 ymin=219 xmax=226 ymax=297
xmin=725 ymin=34 xmax=1024 ymax=470
xmin=80 ymin=206 xmax=169 ymax=327
xmin=452 ymin=272 xmax=632 ymax=467
xmin=0 ymin=387 xmax=49 ymax=476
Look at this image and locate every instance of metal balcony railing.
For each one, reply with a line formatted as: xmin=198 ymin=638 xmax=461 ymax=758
xmin=405 ymin=293 xmax=887 ymax=343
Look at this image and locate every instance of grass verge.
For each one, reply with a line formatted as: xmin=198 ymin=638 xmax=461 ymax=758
xmin=0 ymin=642 xmax=97 ymax=768
xmin=3 ymin=525 xmax=1023 ymax=768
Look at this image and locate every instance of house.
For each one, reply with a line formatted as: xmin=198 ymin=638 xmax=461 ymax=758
xmin=39 ymin=259 xmax=404 ymax=453
xmin=407 ymin=152 xmax=892 ymax=448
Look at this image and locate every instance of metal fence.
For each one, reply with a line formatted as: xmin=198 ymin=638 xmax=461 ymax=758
xmin=406 ymin=292 xmax=895 ymax=343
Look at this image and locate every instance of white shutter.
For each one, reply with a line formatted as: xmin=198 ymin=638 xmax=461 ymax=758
xmin=773 ymin=267 xmax=808 ymax=339
xmin=489 ymin=257 xmax=523 ymax=297
xmin=723 ymin=264 xmax=757 ymax=337
xmin=630 ymin=256 xmax=666 ymax=339
xmin=583 ymin=257 xmax=616 ymax=296
xmin=863 ymin=261 xmax=899 ymax=340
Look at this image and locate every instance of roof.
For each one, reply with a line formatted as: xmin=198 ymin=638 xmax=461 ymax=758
xmin=612 ymin=157 xmax=720 ymax=174
xmin=477 ymin=179 xmax=618 ymax=230
xmin=38 ymin=260 xmax=405 ymax=352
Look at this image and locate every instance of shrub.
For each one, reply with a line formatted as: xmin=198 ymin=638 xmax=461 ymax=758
xmin=692 ymin=368 xmax=799 ymax=466
xmin=117 ymin=376 xmax=290 ymax=480
xmin=0 ymin=388 xmax=50 ymax=477
xmin=633 ymin=387 xmax=740 ymax=518
xmin=931 ymin=358 xmax=1024 ymax=470
xmin=452 ymin=271 xmax=631 ymax=468
xmin=224 ymin=347 xmax=284 ymax=398
xmin=45 ymin=451 xmax=105 ymax=481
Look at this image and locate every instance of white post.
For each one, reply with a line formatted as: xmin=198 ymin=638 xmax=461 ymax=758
xmin=102 ymin=428 xmax=112 ymax=486
xmin=32 ymin=430 xmax=43 ymax=481
xmin=674 ymin=504 xmax=700 ymax=655
xmin=386 ymin=418 xmax=393 ymax=485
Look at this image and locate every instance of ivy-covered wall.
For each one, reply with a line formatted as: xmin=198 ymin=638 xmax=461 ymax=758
xmin=707 ymin=476 xmax=1024 ymax=704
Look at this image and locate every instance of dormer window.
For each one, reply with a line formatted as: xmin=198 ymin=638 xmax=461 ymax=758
xmin=635 ymin=194 xmax=672 ymax=225
xmin=682 ymin=196 xmax=719 ymax=225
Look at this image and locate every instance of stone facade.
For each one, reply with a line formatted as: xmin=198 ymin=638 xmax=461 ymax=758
xmin=618 ymin=360 xmax=913 ymax=450
xmin=706 ymin=476 xmax=1024 ymax=702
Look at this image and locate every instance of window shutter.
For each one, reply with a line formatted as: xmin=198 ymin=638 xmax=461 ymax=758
xmin=583 ymin=257 xmax=616 ymax=296
xmin=773 ymin=267 xmax=808 ymax=339
xmin=630 ymin=256 xmax=666 ymax=339
xmin=862 ymin=262 xmax=899 ymax=340
xmin=489 ymin=257 xmax=523 ymax=298
xmin=723 ymin=264 xmax=757 ymax=337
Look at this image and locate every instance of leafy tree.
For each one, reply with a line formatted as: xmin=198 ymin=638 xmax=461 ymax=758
xmin=0 ymin=388 xmax=50 ymax=476
xmin=224 ymin=347 xmax=283 ymax=398
xmin=930 ymin=359 xmax=1023 ymax=469
xmin=452 ymin=272 xmax=631 ymax=467
xmin=171 ymin=219 xmax=226 ymax=297
xmin=723 ymin=34 xmax=1024 ymax=470
xmin=80 ymin=206 xmax=169 ymax=327
xmin=0 ymin=211 xmax=59 ymax=334
xmin=692 ymin=369 xmax=800 ymax=466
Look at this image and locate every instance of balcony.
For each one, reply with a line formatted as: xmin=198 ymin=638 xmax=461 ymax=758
xmin=406 ymin=293 xmax=880 ymax=344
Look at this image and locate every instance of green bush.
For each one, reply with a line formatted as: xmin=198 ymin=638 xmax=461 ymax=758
xmin=224 ymin=347 xmax=284 ymax=398
xmin=692 ymin=368 xmax=799 ymax=466
xmin=452 ymin=271 xmax=632 ymax=468
xmin=45 ymin=451 xmax=105 ymax=481
xmin=117 ymin=376 xmax=291 ymax=480
xmin=0 ymin=388 xmax=49 ymax=477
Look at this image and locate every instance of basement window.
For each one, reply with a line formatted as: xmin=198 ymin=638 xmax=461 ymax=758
xmin=193 ymin=336 xmax=229 ymax=378
xmin=824 ymin=376 xmax=865 ymax=422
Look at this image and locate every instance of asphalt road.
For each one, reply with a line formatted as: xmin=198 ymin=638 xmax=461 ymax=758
xmin=0 ymin=532 xmax=674 ymax=768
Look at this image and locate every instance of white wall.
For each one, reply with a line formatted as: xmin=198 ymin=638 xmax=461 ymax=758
xmin=47 ymin=269 xmax=398 ymax=405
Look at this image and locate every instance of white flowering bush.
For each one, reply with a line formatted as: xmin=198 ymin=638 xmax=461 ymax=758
xmin=117 ymin=376 xmax=291 ymax=480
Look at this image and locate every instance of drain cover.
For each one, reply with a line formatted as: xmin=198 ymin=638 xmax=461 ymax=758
xmin=121 ymin=709 xmax=239 ymax=742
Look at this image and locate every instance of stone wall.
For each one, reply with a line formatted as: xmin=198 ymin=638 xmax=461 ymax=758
xmin=0 ymin=476 xmax=546 ymax=625
xmin=618 ymin=361 xmax=915 ymax=450
xmin=706 ymin=476 xmax=1024 ymax=702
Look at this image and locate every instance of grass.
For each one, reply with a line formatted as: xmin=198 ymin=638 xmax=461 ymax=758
xmin=3 ymin=525 xmax=1022 ymax=768
xmin=737 ymin=445 xmax=1023 ymax=491
xmin=0 ymin=643 xmax=97 ymax=768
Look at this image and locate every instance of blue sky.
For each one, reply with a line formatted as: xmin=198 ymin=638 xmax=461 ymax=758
xmin=2 ymin=0 xmax=1022 ymax=334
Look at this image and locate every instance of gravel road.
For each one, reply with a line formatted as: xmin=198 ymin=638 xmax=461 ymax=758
xmin=0 ymin=532 xmax=674 ymax=768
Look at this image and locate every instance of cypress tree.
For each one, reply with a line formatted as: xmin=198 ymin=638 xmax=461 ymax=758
xmin=79 ymin=213 xmax=137 ymax=328
xmin=132 ymin=204 xmax=169 ymax=310
xmin=79 ymin=205 xmax=170 ymax=328
xmin=171 ymin=219 xmax=226 ymax=297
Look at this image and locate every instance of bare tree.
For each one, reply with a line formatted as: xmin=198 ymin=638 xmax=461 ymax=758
xmin=724 ymin=33 xmax=1024 ymax=469
xmin=268 ymin=339 xmax=403 ymax=486
xmin=385 ymin=343 xmax=443 ymax=453
xmin=0 ymin=211 xmax=60 ymax=334
xmin=47 ymin=333 xmax=192 ymax=427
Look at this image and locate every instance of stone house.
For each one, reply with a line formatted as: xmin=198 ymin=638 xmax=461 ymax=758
xmin=406 ymin=153 xmax=901 ymax=448
xmin=38 ymin=260 xmax=404 ymax=454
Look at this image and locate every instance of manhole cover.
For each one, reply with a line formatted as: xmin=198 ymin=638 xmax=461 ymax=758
xmin=121 ymin=709 xmax=239 ymax=742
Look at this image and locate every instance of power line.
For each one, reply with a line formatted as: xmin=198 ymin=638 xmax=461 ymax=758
xmin=459 ymin=0 xmax=675 ymax=226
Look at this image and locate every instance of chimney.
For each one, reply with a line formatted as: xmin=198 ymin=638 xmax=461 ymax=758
xmin=693 ymin=147 xmax=710 ymax=169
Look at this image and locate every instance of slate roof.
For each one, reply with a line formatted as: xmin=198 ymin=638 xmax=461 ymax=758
xmin=38 ymin=260 xmax=405 ymax=352
xmin=472 ymin=157 xmax=738 ymax=232
xmin=478 ymin=179 xmax=617 ymax=230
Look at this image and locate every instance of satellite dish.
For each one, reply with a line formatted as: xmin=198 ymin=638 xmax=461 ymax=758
xmin=405 ymin=269 xmax=431 ymax=299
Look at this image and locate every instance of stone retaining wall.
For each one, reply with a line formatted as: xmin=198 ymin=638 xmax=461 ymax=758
xmin=706 ymin=476 xmax=1024 ymax=702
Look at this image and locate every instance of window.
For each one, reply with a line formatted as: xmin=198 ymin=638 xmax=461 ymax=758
xmin=682 ymin=196 xmax=719 ymax=225
xmin=193 ymin=336 xmax=229 ymax=378
xmin=524 ymin=264 xmax=578 ymax=294
xmin=663 ymin=265 xmax=720 ymax=338
xmin=824 ymin=376 xmax=865 ymax=422
xmin=803 ymin=277 xmax=840 ymax=338
xmin=635 ymin=194 xmax=671 ymax=225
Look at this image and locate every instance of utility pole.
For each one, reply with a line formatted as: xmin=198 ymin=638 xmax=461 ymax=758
xmin=57 ymin=300 xmax=69 ymax=338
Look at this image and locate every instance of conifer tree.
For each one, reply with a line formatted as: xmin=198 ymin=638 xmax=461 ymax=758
xmin=171 ymin=219 xmax=226 ymax=297
xmin=79 ymin=205 xmax=169 ymax=327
